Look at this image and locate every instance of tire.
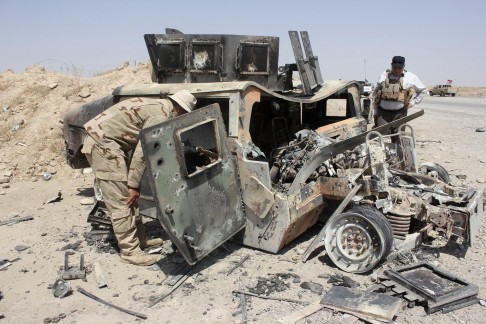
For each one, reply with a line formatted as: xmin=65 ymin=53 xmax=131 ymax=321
xmin=452 ymin=93 xmax=456 ymax=97
xmin=324 ymin=205 xmax=394 ymax=273
xmin=440 ymin=91 xmax=445 ymax=97
xmin=420 ymin=162 xmax=450 ymax=184
xmin=429 ymin=91 xmax=433 ymax=96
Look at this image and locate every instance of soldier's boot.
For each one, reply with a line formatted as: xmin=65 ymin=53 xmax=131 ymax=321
xmin=136 ymin=221 xmax=164 ymax=249
xmin=112 ymin=216 xmax=161 ymax=266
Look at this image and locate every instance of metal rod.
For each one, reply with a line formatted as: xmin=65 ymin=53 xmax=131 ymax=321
xmin=149 ymin=269 xmax=192 ymax=308
xmin=77 ymin=286 xmax=147 ymax=320
xmin=64 ymin=252 xmax=69 ymax=270
xmin=0 ymin=215 xmax=34 ymax=226
xmin=234 ymin=290 xmax=309 ymax=305
xmin=238 ymin=280 xmax=248 ymax=324
xmin=227 ymin=255 xmax=250 ymax=275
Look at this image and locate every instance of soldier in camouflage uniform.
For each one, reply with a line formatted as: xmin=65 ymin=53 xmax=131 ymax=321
xmin=82 ymin=90 xmax=197 ymax=266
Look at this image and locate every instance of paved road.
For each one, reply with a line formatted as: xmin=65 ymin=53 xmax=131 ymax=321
xmin=417 ymin=96 xmax=486 ymax=116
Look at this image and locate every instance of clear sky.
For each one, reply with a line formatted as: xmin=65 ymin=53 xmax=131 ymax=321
xmin=1 ymin=0 xmax=485 ymax=86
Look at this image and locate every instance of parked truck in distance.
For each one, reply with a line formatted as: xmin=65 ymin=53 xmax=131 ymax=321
xmin=429 ymin=84 xmax=456 ymax=97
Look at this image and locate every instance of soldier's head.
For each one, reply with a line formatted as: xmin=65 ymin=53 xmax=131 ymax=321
xmin=391 ymin=56 xmax=405 ymax=76
xmin=169 ymin=90 xmax=197 ymax=116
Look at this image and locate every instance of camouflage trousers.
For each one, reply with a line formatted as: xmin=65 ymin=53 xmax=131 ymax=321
xmin=84 ymin=138 xmax=142 ymax=256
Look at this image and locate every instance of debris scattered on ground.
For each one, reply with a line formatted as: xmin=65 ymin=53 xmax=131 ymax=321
xmin=44 ymin=191 xmax=62 ymax=204
xmin=227 ymin=254 xmax=250 ymax=275
xmin=148 ymin=247 xmax=163 ymax=254
xmin=14 ymin=245 xmax=30 ymax=252
xmin=93 ymin=262 xmax=107 ymax=288
xmin=0 ymin=260 xmax=12 ymax=270
xmin=324 ymin=273 xmax=361 ymax=288
xmin=248 ymin=273 xmax=292 ymax=295
xmin=52 ymin=279 xmax=72 ymax=298
xmin=320 ymin=286 xmax=403 ymax=323
xmin=300 ymin=281 xmax=323 ymax=295
xmin=61 ymin=240 xmax=82 ymax=251
xmin=476 ymin=127 xmax=485 ymax=132
xmin=480 ymin=299 xmax=486 ymax=307
xmin=0 ymin=215 xmax=34 ymax=227
xmin=42 ymin=172 xmax=52 ymax=181
xmin=236 ymin=290 xmax=308 ymax=305
xmin=77 ymin=286 xmax=147 ymax=319
xmin=383 ymin=262 xmax=478 ymax=314
xmin=61 ymin=252 xmax=86 ymax=280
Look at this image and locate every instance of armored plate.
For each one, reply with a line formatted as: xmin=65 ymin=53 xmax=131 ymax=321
xmin=320 ymin=286 xmax=402 ymax=322
xmin=384 ymin=262 xmax=478 ymax=314
xmin=140 ymin=104 xmax=246 ymax=265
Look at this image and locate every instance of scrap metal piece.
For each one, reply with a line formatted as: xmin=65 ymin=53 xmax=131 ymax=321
xmin=52 ymin=279 xmax=72 ymax=298
xmin=167 ymin=263 xmax=193 ymax=286
xmin=149 ymin=270 xmax=192 ymax=308
xmin=0 ymin=260 xmax=11 ymax=270
xmin=77 ymin=286 xmax=147 ymax=319
xmin=320 ymin=286 xmax=403 ymax=322
xmin=87 ymin=200 xmax=111 ymax=226
xmin=278 ymin=301 xmax=325 ymax=324
xmin=384 ymin=262 xmax=478 ymax=314
xmin=45 ymin=191 xmax=62 ymax=204
xmin=238 ymin=280 xmax=248 ymax=324
xmin=0 ymin=215 xmax=34 ymax=227
xmin=61 ymin=252 xmax=86 ymax=280
xmin=235 ymin=290 xmax=309 ymax=305
xmin=398 ymin=124 xmax=418 ymax=173
xmin=227 ymin=254 xmax=250 ymax=275
xmin=93 ymin=262 xmax=107 ymax=288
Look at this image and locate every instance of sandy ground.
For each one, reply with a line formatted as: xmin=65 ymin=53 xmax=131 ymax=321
xmin=0 ymin=66 xmax=486 ymax=323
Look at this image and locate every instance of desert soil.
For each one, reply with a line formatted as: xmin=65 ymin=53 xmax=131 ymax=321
xmin=0 ymin=64 xmax=486 ymax=324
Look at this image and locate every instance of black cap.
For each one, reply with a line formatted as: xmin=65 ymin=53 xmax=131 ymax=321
xmin=391 ymin=56 xmax=405 ymax=68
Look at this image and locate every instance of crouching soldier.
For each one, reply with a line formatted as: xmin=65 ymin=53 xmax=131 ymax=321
xmin=81 ymin=90 xmax=197 ymax=266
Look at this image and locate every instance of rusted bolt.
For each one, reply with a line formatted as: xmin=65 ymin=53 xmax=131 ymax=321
xmin=165 ymin=205 xmax=174 ymax=214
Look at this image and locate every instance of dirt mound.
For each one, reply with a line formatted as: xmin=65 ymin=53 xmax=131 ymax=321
xmin=0 ymin=62 xmax=152 ymax=181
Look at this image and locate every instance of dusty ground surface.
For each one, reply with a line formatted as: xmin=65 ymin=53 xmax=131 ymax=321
xmin=1 ymin=66 xmax=486 ymax=323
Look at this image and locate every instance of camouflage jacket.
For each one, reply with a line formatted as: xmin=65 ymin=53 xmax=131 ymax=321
xmin=82 ymin=97 xmax=174 ymax=188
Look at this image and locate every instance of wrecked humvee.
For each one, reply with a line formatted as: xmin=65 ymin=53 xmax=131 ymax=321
xmin=63 ymin=29 xmax=484 ymax=273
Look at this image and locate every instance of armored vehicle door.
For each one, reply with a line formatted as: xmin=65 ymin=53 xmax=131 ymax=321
xmin=140 ymin=103 xmax=245 ymax=265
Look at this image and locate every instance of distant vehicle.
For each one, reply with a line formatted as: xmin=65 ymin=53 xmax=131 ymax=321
xmin=429 ymin=84 xmax=456 ymax=97
xmin=357 ymin=80 xmax=373 ymax=96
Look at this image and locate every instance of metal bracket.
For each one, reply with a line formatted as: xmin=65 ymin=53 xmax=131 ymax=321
xmin=61 ymin=252 xmax=86 ymax=280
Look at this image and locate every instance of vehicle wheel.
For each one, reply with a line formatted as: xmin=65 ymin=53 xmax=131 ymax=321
xmin=440 ymin=91 xmax=445 ymax=97
xmin=420 ymin=162 xmax=450 ymax=183
xmin=429 ymin=91 xmax=433 ymax=96
xmin=324 ymin=205 xmax=394 ymax=273
xmin=452 ymin=93 xmax=456 ymax=97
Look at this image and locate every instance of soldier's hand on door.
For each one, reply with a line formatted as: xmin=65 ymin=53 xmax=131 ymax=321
xmin=127 ymin=187 xmax=140 ymax=207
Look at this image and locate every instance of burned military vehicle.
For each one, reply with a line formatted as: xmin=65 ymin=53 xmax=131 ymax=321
xmin=63 ymin=29 xmax=484 ymax=273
